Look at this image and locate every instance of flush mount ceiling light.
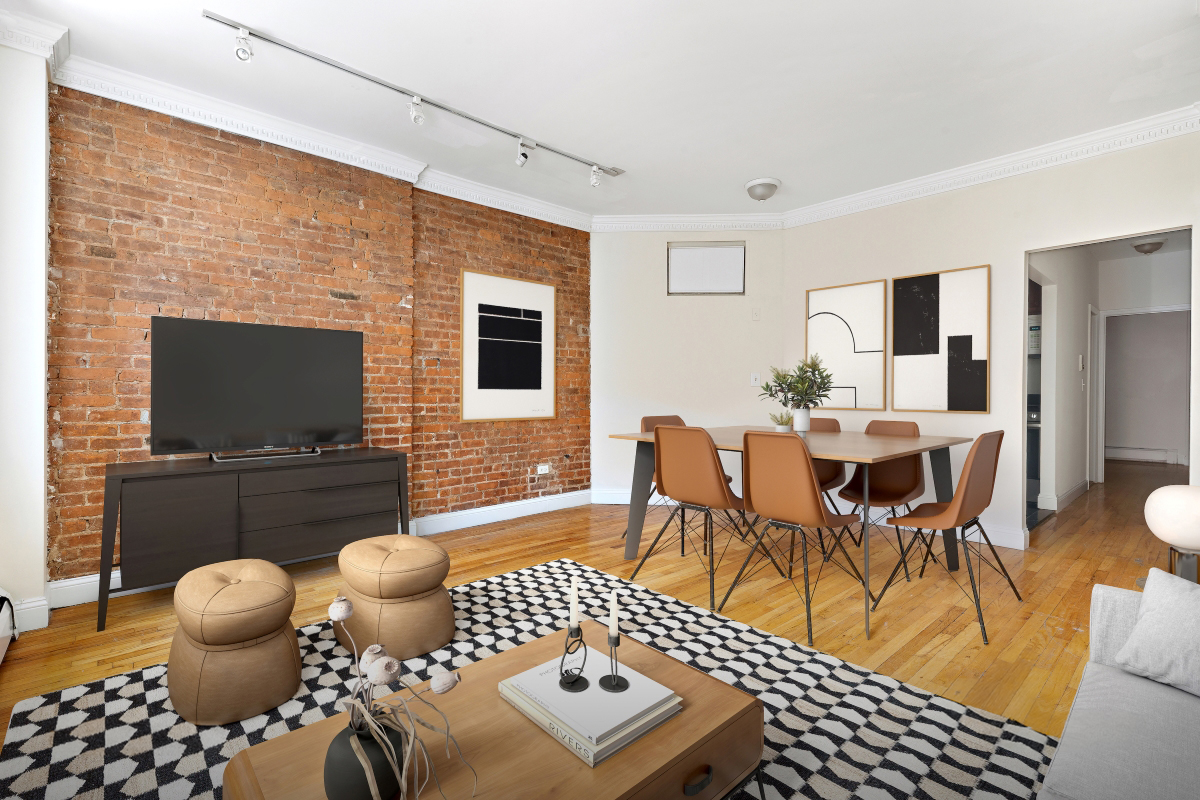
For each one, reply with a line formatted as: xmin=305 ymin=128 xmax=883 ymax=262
xmin=1132 ymin=238 xmax=1165 ymax=255
xmin=408 ymin=96 xmax=425 ymax=125
xmin=515 ymin=137 xmax=534 ymax=167
xmin=745 ymin=177 xmax=781 ymax=203
xmin=234 ymin=28 xmax=253 ymax=62
xmin=202 ymin=10 xmax=623 ymax=180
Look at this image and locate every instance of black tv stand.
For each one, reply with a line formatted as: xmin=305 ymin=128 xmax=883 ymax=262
xmin=97 ymin=447 xmax=409 ymax=631
xmin=210 ymin=446 xmax=322 ymax=462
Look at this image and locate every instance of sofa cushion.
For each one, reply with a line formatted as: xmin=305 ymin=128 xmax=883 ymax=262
xmin=1039 ymin=662 xmax=1200 ymax=800
xmin=1114 ymin=567 xmax=1200 ymax=696
xmin=339 ymin=534 xmax=450 ymax=599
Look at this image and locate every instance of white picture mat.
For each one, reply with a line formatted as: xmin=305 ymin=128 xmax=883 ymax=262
xmin=461 ymin=271 xmax=555 ymax=421
xmin=892 ymin=265 xmax=989 ymax=411
xmin=667 ymin=243 xmax=745 ymax=294
xmin=807 ymin=281 xmax=886 ymax=410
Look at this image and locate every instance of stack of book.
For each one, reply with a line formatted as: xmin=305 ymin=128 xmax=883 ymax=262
xmin=499 ymin=645 xmax=681 ymax=767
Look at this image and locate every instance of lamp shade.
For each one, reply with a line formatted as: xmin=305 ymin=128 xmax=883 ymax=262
xmin=1144 ymin=485 xmax=1200 ymax=549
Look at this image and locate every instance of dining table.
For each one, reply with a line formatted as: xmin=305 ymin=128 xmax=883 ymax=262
xmin=609 ymin=425 xmax=975 ymax=638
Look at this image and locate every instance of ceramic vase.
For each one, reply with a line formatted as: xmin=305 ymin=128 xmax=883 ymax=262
xmin=324 ymin=719 xmax=407 ymax=800
xmin=774 ymin=424 xmax=791 ymax=432
xmin=792 ymin=407 xmax=811 ymax=433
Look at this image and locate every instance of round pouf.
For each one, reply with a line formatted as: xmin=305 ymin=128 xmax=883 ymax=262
xmin=334 ymin=534 xmax=454 ymax=660
xmin=168 ymin=559 xmax=301 ymax=726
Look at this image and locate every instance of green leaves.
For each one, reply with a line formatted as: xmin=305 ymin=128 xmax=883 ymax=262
xmin=758 ymin=354 xmax=834 ymax=410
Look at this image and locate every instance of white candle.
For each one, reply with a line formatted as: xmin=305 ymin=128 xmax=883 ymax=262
xmin=569 ymin=577 xmax=579 ymax=628
xmin=609 ymin=590 xmax=619 ymax=637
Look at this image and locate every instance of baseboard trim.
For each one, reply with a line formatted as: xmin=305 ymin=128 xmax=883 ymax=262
xmin=1056 ymin=480 xmax=1090 ymax=511
xmin=1105 ymin=446 xmax=1185 ymax=465
xmin=410 ymin=490 xmax=592 ymax=537
xmin=591 ymin=489 xmax=634 ymax=505
xmin=14 ymin=596 xmax=49 ymax=631
xmin=967 ymin=523 xmax=1028 ymax=551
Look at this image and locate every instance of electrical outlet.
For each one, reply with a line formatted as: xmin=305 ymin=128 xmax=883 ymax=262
xmin=750 ymin=372 xmax=761 ymax=387
xmin=751 ymin=308 xmax=762 ymax=321
xmin=537 ymin=464 xmax=550 ymax=475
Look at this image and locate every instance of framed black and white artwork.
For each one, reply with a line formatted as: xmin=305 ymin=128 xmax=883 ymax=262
xmin=892 ymin=264 xmax=990 ymax=413
xmin=806 ymin=279 xmax=886 ymax=410
xmin=460 ymin=270 xmax=555 ymax=421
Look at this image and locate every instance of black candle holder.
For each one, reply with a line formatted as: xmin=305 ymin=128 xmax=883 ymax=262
xmin=599 ymin=633 xmax=629 ymax=693
xmin=558 ymin=624 xmax=589 ymax=692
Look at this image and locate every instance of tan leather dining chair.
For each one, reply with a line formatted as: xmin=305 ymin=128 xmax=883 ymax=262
xmin=630 ymin=426 xmax=768 ymax=609
xmin=808 ymin=417 xmax=847 ymax=508
xmin=622 ymin=416 xmax=734 ymax=540
xmin=877 ymin=431 xmax=1021 ymax=643
xmin=724 ymin=430 xmax=870 ymax=644
xmin=838 ymin=420 xmax=925 ymax=577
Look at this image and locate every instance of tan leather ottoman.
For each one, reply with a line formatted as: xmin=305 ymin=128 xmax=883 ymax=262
xmin=334 ymin=534 xmax=455 ymax=660
xmin=168 ymin=559 xmax=302 ymax=726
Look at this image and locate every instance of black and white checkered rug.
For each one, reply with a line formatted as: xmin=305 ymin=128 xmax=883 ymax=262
xmin=1 ymin=560 xmax=1055 ymax=799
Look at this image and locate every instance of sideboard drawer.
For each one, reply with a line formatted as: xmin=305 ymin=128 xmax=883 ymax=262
xmin=240 ymin=511 xmax=398 ymax=563
xmin=239 ymin=460 xmax=398 ymax=497
xmin=627 ymin=704 xmax=762 ymax=800
xmin=239 ymin=481 xmax=398 ymax=531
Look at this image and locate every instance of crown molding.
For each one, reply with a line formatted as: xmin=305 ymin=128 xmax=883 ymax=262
xmin=590 ymin=213 xmax=785 ymax=233
xmin=593 ymin=101 xmax=1200 ymax=233
xmin=0 ymin=10 xmax=69 ymax=73
xmin=53 ymin=57 xmax=428 ymax=183
xmin=415 ymin=169 xmax=593 ymax=231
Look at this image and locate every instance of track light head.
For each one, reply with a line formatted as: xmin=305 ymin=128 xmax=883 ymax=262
xmin=234 ymin=28 xmax=253 ymax=62
xmin=515 ymin=137 xmax=533 ymax=167
xmin=590 ymin=165 xmax=602 ymax=188
xmin=408 ymin=96 xmax=425 ymax=125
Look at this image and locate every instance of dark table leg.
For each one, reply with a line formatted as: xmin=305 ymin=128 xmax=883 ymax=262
xmin=398 ymin=452 xmax=411 ymax=537
xmin=623 ymin=441 xmax=656 ymax=560
xmin=862 ymin=463 xmax=870 ymax=639
xmin=929 ymin=447 xmax=960 ymax=571
xmin=97 ymin=478 xmax=121 ymax=632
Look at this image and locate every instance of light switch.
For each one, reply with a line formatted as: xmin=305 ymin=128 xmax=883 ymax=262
xmin=750 ymin=372 xmax=761 ymax=387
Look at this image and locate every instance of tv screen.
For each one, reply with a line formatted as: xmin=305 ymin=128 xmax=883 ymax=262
xmin=151 ymin=317 xmax=363 ymax=455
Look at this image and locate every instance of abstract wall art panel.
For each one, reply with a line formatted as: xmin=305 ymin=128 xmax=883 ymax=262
xmin=892 ymin=264 xmax=990 ymax=412
xmin=461 ymin=270 xmax=555 ymax=421
xmin=806 ymin=279 xmax=886 ymax=409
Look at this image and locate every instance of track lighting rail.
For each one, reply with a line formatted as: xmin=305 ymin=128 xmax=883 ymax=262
xmin=202 ymin=10 xmax=623 ymax=177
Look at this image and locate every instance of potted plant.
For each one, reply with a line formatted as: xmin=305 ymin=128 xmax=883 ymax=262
xmin=759 ymin=355 xmax=834 ymax=432
xmin=769 ymin=410 xmax=793 ymax=433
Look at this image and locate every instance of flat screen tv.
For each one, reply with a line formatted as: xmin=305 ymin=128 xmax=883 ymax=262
xmin=151 ymin=317 xmax=363 ymax=455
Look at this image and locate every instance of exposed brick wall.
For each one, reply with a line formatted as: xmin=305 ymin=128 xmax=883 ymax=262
xmin=45 ymin=86 xmax=590 ymax=581
xmin=412 ymin=191 xmax=591 ymax=514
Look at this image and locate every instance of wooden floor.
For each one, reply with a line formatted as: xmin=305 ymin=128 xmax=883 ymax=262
xmin=0 ymin=460 xmax=1183 ymax=740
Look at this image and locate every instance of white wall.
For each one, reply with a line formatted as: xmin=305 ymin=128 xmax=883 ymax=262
xmin=592 ymin=130 xmax=1200 ymax=551
xmin=590 ymin=231 xmax=785 ymax=501
xmin=1099 ymin=249 xmax=1191 ymax=311
xmin=1105 ymin=311 xmax=1191 ymax=465
xmin=1029 ymin=246 xmax=1099 ymax=509
xmin=0 ymin=46 xmax=50 ymax=630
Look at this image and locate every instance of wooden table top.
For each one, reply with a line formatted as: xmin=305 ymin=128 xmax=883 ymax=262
xmin=224 ymin=619 xmax=762 ymax=800
xmin=609 ymin=426 xmax=973 ymax=463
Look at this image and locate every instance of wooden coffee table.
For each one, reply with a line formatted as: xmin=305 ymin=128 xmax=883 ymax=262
xmin=224 ymin=619 xmax=764 ymax=799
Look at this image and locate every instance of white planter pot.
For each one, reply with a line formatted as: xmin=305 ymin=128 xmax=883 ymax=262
xmin=792 ymin=408 xmax=811 ymax=432
xmin=774 ymin=425 xmax=791 ymax=433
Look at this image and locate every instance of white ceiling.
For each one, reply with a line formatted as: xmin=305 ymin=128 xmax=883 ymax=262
xmin=1080 ymin=228 xmax=1192 ymax=261
xmin=7 ymin=0 xmax=1200 ymax=217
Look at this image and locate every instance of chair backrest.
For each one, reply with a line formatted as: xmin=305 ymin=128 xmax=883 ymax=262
xmin=654 ymin=426 xmax=740 ymax=510
xmin=808 ymin=417 xmax=841 ymax=433
xmin=642 ymin=415 xmax=685 ymax=433
xmin=742 ymin=430 xmax=836 ymax=528
xmin=860 ymin=419 xmax=924 ymax=498
xmin=945 ymin=431 xmax=1005 ymax=526
xmin=806 ymin=416 xmax=844 ymax=488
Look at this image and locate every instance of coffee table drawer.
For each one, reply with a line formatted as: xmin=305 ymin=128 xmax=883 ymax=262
xmin=628 ymin=704 xmax=762 ymax=800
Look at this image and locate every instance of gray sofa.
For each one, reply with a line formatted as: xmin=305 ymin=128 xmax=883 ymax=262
xmin=1038 ymin=584 xmax=1200 ymax=800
